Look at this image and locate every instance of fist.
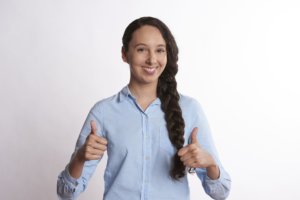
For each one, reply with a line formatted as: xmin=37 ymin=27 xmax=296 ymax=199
xmin=77 ymin=120 xmax=108 ymax=161
xmin=178 ymin=127 xmax=216 ymax=169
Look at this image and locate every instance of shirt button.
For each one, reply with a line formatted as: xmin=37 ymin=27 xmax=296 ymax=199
xmin=145 ymin=156 xmax=150 ymax=160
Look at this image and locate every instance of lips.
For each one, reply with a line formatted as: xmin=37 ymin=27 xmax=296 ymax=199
xmin=143 ymin=67 xmax=157 ymax=74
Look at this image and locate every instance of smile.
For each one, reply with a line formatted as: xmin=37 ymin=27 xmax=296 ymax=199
xmin=143 ymin=67 xmax=157 ymax=74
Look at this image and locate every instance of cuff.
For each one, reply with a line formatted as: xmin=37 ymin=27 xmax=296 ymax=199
xmin=63 ymin=165 xmax=80 ymax=188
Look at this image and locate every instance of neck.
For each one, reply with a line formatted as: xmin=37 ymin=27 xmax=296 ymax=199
xmin=128 ymin=82 xmax=157 ymax=100
xmin=128 ymin=81 xmax=158 ymax=111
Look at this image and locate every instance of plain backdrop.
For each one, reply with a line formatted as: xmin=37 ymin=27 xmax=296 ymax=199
xmin=1 ymin=0 xmax=300 ymax=199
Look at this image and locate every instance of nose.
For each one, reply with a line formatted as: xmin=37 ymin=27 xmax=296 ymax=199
xmin=146 ymin=51 xmax=157 ymax=65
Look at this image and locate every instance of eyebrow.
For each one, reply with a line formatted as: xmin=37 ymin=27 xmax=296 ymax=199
xmin=134 ymin=43 xmax=166 ymax=48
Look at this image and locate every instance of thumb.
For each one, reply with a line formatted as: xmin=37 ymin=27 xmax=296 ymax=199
xmin=90 ymin=120 xmax=97 ymax=135
xmin=190 ymin=127 xmax=199 ymax=144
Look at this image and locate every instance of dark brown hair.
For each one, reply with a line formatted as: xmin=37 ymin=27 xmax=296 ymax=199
xmin=122 ymin=16 xmax=186 ymax=180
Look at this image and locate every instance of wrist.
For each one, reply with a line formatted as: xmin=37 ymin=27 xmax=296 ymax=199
xmin=73 ymin=149 xmax=85 ymax=163
xmin=207 ymin=164 xmax=220 ymax=180
xmin=68 ymin=150 xmax=85 ymax=179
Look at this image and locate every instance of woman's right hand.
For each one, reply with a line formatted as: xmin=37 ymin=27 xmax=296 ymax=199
xmin=77 ymin=120 xmax=108 ymax=161
xmin=69 ymin=120 xmax=107 ymax=179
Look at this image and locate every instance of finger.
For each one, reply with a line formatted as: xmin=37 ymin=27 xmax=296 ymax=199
xmin=91 ymin=142 xmax=107 ymax=151
xmin=183 ymin=158 xmax=196 ymax=167
xmin=180 ymin=153 xmax=193 ymax=162
xmin=190 ymin=127 xmax=199 ymax=144
xmin=178 ymin=147 xmax=189 ymax=156
xmin=184 ymin=157 xmax=201 ymax=168
xmin=94 ymin=136 xmax=108 ymax=145
xmin=180 ymin=147 xmax=199 ymax=162
xmin=89 ymin=148 xmax=106 ymax=156
xmin=178 ymin=142 xmax=198 ymax=156
xmin=84 ymin=146 xmax=105 ymax=158
xmin=90 ymin=120 xmax=97 ymax=135
xmin=86 ymin=153 xmax=103 ymax=161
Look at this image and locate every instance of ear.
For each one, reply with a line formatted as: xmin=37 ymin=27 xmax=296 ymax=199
xmin=121 ymin=47 xmax=128 ymax=63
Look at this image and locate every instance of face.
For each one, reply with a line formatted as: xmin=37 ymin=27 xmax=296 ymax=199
xmin=122 ymin=25 xmax=167 ymax=87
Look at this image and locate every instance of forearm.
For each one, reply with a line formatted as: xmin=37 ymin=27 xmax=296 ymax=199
xmin=57 ymin=150 xmax=99 ymax=199
xmin=195 ymin=167 xmax=231 ymax=200
xmin=68 ymin=152 xmax=85 ymax=179
xmin=57 ymin=160 xmax=85 ymax=200
xmin=207 ymin=164 xmax=220 ymax=180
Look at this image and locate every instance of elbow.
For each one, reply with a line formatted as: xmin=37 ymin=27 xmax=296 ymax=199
xmin=208 ymin=191 xmax=230 ymax=200
xmin=204 ymin=178 xmax=231 ymax=200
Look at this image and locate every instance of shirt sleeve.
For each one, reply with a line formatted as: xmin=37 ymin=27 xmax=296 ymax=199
xmin=57 ymin=103 xmax=105 ymax=199
xmin=190 ymin=99 xmax=231 ymax=200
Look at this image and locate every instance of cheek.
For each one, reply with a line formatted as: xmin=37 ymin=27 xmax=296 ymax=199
xmin=130 ymin=54 xmax=146 ymax=65
xmin=162 ymin=54 xmax=167 ymax=62
xmin=160 ymin=56 xmax=167 ymax=66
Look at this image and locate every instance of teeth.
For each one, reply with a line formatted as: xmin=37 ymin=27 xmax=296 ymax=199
xmin=144 ymin=67 xmax=155 ymax=73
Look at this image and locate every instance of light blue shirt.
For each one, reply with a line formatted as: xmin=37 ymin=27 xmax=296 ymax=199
xmin=57 ymin=86 xmax=231 ymax=200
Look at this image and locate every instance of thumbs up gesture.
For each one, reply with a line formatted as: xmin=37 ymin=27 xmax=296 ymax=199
xmin=178 ymin=127 xmax=217 ymax=170
xmin=77 ymin=120 xmax=108 ymax=161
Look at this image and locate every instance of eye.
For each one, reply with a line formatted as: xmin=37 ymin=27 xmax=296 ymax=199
xmin=157 ymin=48 xmax=166 ymax=53
xmin=137 ymin=47 xmax=146 ymax=52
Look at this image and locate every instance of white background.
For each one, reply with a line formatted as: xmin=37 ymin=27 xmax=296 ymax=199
xmin=1 ymin=0 xmax=300 ymax=199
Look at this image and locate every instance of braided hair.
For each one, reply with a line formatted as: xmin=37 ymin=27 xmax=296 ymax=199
xmin=122 ymin=16 xmax=186 ymax=180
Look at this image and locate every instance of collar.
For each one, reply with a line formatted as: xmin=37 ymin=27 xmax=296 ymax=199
xmin=118 ymin=85 xmax=161 ymax=105
xmin=118 ymin=85 xmax=131 ymax=102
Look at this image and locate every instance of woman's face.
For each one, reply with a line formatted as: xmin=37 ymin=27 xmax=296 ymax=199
xmin=122 ymin=25 xmax=167 ymax=87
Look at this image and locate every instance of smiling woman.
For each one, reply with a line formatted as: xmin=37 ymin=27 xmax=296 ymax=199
xmin=57 ymin=16 xmax=231 ymax=200
xmin=123 ymin=25 xmax=167 ymax=87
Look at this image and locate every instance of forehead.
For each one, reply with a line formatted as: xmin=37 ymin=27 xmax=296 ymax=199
xmin=130 ymin=25 xmax=166 ymax=46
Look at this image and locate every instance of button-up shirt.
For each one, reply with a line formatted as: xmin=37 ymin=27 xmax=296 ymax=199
xmin=57 ymin=86 xmax=231 ymax=200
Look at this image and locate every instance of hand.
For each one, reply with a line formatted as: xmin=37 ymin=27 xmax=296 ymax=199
xmin=178 ymin=127 xmax=217 ymax=169
xmin=77 ymin=120 xmax=108 ymax=161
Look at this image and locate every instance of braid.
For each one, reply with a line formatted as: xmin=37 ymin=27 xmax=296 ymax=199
xmin=157 ymin=58 xmax=186 ymax=180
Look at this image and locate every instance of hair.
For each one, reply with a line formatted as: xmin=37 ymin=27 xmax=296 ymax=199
xmin=122 ymin=16 xmax=187 ymax=180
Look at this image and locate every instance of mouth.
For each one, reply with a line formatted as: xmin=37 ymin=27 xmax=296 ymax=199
xmin=142 ymin=66 xmax=158 ymax=74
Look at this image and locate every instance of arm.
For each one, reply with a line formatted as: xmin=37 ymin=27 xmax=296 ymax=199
xmin=194 ymin=101 xmax=231 ymax=200
xmin=180 ymin=99 xmax=231 ymax=200
xmin=178 ymin=127 xmax=231 ymax=200
xmin=57 ymin=106 xmax=107 ymax=199
xmin=179 ymin=127 xmax=221 ymax=180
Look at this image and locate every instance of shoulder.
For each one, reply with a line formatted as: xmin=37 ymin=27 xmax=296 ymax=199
xmin=89 ymin=92 xmax=120 ymax=113
xmin=179 ymin=94 xmax=210 ymax=134
xmin=94 ymin=95 xmax=117 ymax=107
xmin=179 ymin=93 xmax=208 ymax=124
xmin=179 ymin=93 xmax=203 ymax=111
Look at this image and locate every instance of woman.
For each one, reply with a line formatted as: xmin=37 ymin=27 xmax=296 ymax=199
xmin=57 ymin=16 xmax=231 ymax=200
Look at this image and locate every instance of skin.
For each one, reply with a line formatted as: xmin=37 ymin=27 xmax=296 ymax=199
xmin=68 ymin=121 xmax=107 ymax=179
xmin=178 ymin=128 xmax=220 ymax=180
xmin=68 ymin=25 xmax=219 ymax=180
xmin=122 ymin=25 xmax=167 ymax=110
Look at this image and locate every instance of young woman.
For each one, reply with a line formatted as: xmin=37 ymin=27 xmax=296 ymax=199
xmin=57 ymin=16 xmax=231 ymax=200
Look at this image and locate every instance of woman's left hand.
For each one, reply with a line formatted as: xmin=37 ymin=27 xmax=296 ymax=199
xmin=178 ymin=127 xmax=220 ymax=179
